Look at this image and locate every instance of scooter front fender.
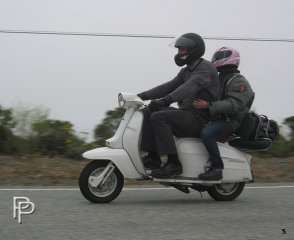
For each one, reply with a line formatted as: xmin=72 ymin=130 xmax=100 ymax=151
xmin=83 ymin=147 xmax=142 ymax=179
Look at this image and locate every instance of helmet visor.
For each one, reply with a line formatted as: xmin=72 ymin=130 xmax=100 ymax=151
xmin=211 ymin=50 xmax=232 ymax=63
xmin=168 ymin=36 xmax=179 ymax=48
xmin=173 ymin=36 xmax=196 ymax=48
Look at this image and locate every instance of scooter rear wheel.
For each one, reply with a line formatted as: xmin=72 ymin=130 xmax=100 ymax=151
xmin=79 ymin=160 xmax=124 ymax=203
xmin=207 ymin=182 xmax=245 ymax=201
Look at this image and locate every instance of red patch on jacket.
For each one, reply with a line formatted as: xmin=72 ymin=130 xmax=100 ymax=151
xmin=238 ymin=84 xmax=247 ymax=93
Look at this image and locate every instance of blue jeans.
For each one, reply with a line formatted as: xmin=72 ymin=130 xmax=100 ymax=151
xmin=200 ymin=119 xmax=233 ymax=169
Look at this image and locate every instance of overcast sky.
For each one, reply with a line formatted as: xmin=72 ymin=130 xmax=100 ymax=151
xmin=0 ymin=0 xmax=293 ymax=141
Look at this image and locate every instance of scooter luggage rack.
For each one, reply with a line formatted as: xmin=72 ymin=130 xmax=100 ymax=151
xmin=151 ymin=176 xmax=221 ymax=184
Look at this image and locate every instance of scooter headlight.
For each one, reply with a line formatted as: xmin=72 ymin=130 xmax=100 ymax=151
xmin=118 ymin=93 xmax=125 ymax=108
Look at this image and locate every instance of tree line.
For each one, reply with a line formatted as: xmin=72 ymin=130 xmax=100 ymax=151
xmin=0 ymin=104 xmax=293 ymax=159
xmin=259 ymin=116 xmax=294 ymax=157
xmin=0 ymin=104 xmax=98 ymax=159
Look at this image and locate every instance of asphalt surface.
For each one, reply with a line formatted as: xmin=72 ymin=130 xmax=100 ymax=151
xmin=0 ymin=183 xmax=294 ymax=240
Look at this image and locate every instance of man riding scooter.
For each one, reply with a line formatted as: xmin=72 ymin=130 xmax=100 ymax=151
xmin=194 ymin=46 xmax=255 ymax=180
xmin=137 ymin=33 xmax=220 ymax=178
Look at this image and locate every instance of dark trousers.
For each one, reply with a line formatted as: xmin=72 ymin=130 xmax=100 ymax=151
xmin=200 ymin=119 xmax=233 ymax=169
xmin=141 ymin=107 xmax=204 ymax=156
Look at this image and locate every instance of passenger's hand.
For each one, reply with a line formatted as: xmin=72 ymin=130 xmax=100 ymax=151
xmin=193 ymin=99 xmax=209 ymax=109
xmin=148 ymin=99 xmax=165 ymax=112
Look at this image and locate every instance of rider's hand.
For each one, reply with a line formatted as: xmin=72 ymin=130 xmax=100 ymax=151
xmin=193 ymin=99 xmax=209 ymax=109
xmin=137 ymin=92 xmax=148 ymax=101
xmin=148 ymin=99 xmax=166 ymax=112
xmin=148 ymin=95 xmax=173 ymax=112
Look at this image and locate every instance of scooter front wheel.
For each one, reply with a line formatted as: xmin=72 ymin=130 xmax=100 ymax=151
xmin=207 ymin=182 xmax=245 ymax=201
xmin=79 ymin=160 xmax=124 ymax=203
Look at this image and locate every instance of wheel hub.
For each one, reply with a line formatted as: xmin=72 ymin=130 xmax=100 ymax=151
xmin=215 ymin=183 xmax=239 ymax=195
xmin=88 ymin=168 xmax=118 ymax=197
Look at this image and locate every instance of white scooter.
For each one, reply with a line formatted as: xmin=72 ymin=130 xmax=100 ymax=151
xmin=79 ymin=92 xmax=253 ymax=203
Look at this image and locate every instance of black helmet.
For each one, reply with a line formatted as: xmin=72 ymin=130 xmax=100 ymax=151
xmin=174 ymin=33 xmax=205 ymax=66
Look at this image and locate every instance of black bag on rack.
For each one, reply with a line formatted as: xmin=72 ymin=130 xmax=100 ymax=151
xmin=229 ymin=112 xmax=279 ymax=151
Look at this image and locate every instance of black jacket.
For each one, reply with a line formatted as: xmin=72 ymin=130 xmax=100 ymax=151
xmin=141 ymin=59 xmax=220 ymax=124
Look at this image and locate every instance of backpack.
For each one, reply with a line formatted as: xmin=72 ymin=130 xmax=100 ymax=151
xmin=229 ymin=112 xmax=279 ymax=151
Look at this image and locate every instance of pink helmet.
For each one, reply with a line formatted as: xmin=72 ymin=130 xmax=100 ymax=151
xmin=211 ymin=46 xmax=240 ymax=69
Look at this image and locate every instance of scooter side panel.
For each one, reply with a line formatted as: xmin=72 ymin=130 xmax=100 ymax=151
xmin=219 ymin=143 xmax=253 ymax=182
xmin=176 ymin=138 xmax=209 ymax=178
xmin=83 ymin=147 xmax=142 ymax=178
xmin=176 ymin=138 xmax=252 ymax=182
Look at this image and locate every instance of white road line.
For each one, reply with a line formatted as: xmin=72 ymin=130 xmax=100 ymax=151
xmin=0 ymin=185 xmax=294 ymax=191
xmin=0 ymin=188 xmax=79 ymax=191
xmin=245 ymin=186 xmax=294 ymax=189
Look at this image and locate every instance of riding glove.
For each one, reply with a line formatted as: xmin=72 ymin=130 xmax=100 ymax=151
xmin=137 ymin=92 xmax=148 ymax=101
xmin=148 ymin=95 xmax=173 ymax=112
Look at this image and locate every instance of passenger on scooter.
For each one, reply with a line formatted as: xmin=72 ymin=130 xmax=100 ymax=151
xmin=137 ymin=33 xmax=220 ymax=178
xmin=194 ymin=47 xmax=255 ymax=180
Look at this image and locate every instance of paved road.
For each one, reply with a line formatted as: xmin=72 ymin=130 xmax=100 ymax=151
xmin=0 ymin=183 xmax=294 ymax=240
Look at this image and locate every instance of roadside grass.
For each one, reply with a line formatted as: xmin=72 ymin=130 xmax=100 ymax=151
xmin=0 ymin=155 xmax=293 ymax=186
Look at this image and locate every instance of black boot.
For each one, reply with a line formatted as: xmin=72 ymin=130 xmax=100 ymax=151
xmin=198 ymin=169 xmax=222 ymax=180
xmin=142 ymin=152 xmax=161 ymax=170
xmin=151 ymin=154 xmax=182 ymax=178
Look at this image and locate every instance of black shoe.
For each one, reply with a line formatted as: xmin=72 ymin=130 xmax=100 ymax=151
xmin=198 ymin=169 xmax=222 ymax=180
xmin=151 ymin=163 xmax=183 ymax=178
xmin=142 ymin=156 xmax=161 ymax=170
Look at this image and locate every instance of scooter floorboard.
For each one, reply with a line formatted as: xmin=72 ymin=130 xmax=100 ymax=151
xmin=152 ymin=176 xmax=221 ymax=184
xmin=145 ymin=170 xmax=222 ymax=184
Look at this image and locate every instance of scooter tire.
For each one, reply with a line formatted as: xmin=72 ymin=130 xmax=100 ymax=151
xmin=207 ymin=182 xmax=245 ymax=201
xmin=79 ymin=160 xmax=124 ymax=203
